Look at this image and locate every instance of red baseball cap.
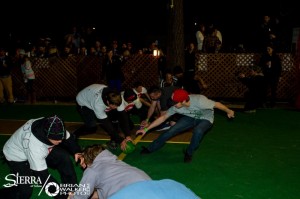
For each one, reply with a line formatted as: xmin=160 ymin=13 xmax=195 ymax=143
xmin=172 ymin=89 xmax=189 ymax=103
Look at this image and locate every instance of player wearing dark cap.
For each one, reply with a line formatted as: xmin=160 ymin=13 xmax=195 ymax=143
xmin=2 ymin=115 xmax=82 ymax=199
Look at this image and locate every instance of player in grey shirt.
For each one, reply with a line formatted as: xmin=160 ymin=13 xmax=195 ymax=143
xmin=136 ymin=88 xmax=235 ymax=163
xmin=69 ymin=144 xmax=151 ymax=199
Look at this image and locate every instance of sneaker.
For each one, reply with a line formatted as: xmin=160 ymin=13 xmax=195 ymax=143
xmin=106 ymin=140 xmax=118 ymax=150
xmin=183 ymin=150 xmax=192 ymax=163
xmin=140 ymin=146 xmax=151 ymax=154
xmin=155 ymin=122 xmax=171 ymax=131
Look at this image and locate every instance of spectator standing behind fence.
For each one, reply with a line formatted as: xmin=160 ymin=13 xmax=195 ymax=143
xmin=64 ymin=26 xmax=83 ymax=55
xmin=208 ymin=23 xmax=222 ymax=50
xmin=160 ymin=69 xmax=175 ymax=88
xmin=259 ymin=44 xmax=282 ymax=107
xmin=184 ymin=42 xmax=197 ymax=90
xmin=19 ymin=50 xmax=36 ymax=104
xmin=186 ymin=71 xmax=208 ymax=94
xmin=203 ymin=28 xmax=222 ymax=53
xmin=157 ymin=49 xmax=167 ymax=82
xmin=195 ymin=23 xmax=206 ymax=52
xmin=102 ymin=49 xmax=124 ymax=92
xmin=173 ymin=65 xmax=185 ymax=88
xmin=237 ymin=65 xmax=267 ymax=113
xmin=185 ymin=42 xmax=196 ymax=76
xmin=0 ymin=48 xmax=14 ymax=104
xmin=257 ymin=15 xmax=280 ymax=52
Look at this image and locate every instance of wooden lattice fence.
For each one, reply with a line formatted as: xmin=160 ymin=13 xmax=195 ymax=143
xmin=195 ymin=53 xmax=297 ymax=100
xmin=11 ymin=53 xmax=298 ymax=102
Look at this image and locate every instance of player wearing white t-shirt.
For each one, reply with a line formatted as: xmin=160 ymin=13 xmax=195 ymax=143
xmin=2 ymin=115 xmax=82 ymax=199
xmin=122 ymin=88 xmax=149 ymax=128
xmin=132 ymin=81 xmax=152 ymax=108
xmin=75 ymin=84 xmax=132 ymax=150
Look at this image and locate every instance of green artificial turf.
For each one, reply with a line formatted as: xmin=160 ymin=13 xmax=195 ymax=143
xmin=0 ymin=104 xmax=299 ymax=199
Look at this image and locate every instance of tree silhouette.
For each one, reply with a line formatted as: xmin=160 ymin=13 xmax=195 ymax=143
xmin=166 ymin=0 xmax=185 ymax=72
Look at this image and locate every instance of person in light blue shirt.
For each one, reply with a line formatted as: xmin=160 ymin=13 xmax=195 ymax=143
xmin=109 ymin=179 xmax=200 ymax=199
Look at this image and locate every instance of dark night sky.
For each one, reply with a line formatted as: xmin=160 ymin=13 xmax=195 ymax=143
xmin=2 ymin=0 xmax=299 ymax=51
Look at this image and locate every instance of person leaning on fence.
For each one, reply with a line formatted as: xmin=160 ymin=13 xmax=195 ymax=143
xmin=74 ymin=84 xmax=133 ymax=150
xmin=136 ymin=88 xmax=235 ymax=163
xmin=1 ymin=115 xmax=82 ymax=199
xmin=19 ymin=49 xmax=37 ymax=104
xmin=237 ymin=65 xmax=267 ymax=113
xmin=258 ymin=44 xmax=282 ymax=108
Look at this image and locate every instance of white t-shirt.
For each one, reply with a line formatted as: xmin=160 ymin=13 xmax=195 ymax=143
xmin=76 ymin=84 xmax=125 ymax=119
xmin=121 ymin=91 xmax=142 ymax=111
xmin=195 ymin=30 xmax=205 ymax=51
xmin=3 ymin=118 xmax=70 ymax=171
xmin=133 ymin=87 xmax=148 ymax=98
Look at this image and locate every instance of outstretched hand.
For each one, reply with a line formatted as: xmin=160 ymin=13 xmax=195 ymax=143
xmin=120 ymin=136 xmax=133 ymax=151
xmin=227 ymin=109 xmax=235 ymax=119
xmin=140 ymin=120 xmax=149 ymax=127
xmin=136 ymin=128 xmax=146 ymax=137
xmin=74 ymin=153 xmax=86 ymax=169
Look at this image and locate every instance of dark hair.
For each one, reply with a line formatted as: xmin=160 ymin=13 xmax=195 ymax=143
xmin=106 ymin=90 xmax=122 ymax=106
xmin=249 ymin=65 xmax=261 ymax=72
xmin=123 ymin=88 xmax=137 ymax=102
xmin=133 ymin=81 xmax=143 ymax=88
xmin=148 ymin=85 xmax=162 ymax=95
xmin=173 ymin=65 xmax=183 ymax=75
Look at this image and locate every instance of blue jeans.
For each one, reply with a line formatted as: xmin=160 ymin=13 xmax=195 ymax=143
xmin=147 ymin=116 xmax=212 ymax=156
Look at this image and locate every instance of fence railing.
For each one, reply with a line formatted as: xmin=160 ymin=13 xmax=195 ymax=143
xmin=11 ymin=53 xmax=298 ymax=102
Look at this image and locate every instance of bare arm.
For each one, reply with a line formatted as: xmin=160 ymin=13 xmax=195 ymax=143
xmin=136 ymin=114 xmax=169 ymax=136
xmin=139 ymin=97 xmax=151 ymax=107
xmin=144 ymin=92 xmax=152 ymax=102
xmin=140 ymin=100 xmax=158 ymax=126
xmin=214 ymin=102 xmax=235 ymax=118
xmin=198 ymin=77 xmax=208 ymax=89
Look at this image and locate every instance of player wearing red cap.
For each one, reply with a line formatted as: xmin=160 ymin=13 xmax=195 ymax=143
xmin=136 ymin=88 xmax=235 ymax=163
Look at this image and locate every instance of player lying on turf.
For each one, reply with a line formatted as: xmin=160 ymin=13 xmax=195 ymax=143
xmin=68 ymin=144 xmax=200 ymax=199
